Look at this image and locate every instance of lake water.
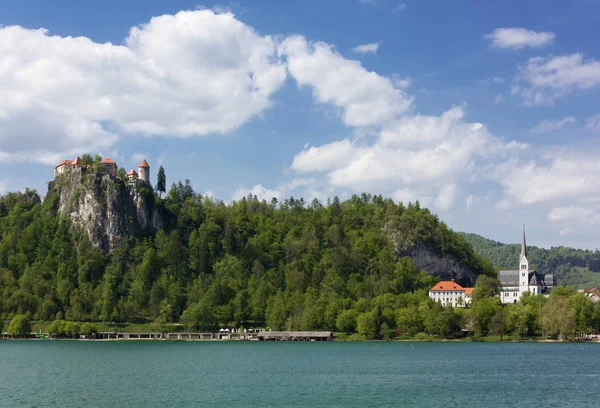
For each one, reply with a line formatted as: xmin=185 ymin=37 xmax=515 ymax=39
xmin=1 ymin=341 xmax=598 ymax=407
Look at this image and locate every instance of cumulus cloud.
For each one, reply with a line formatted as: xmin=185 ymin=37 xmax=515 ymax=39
xmin=352 ymin=42 xmax=381 ymax=54
xmin=514 ymin=53 xmax=600 ymax=105
xmin=279 ymin=36 xmax=413 ymax=128
xmin=0 ymin=10 xmax=286 ymax=163
xmin=484 ymin=27 xmax=555 ymax=49
xmin=232 ymin=178 xmax=316 ymax=202
xmin=493 ymin=156 xmax=600 ymax=209
xmin=549 ymin=206 xmax=600 ymax=225
xmin=529 ymin=116 xmax=576 ymax=134
xmin=433 ymin=184 xmax=457 ymax=211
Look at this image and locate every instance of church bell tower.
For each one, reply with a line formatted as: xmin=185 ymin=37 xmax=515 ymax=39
xmin=519 ymin=225 xmax=529 ymax=294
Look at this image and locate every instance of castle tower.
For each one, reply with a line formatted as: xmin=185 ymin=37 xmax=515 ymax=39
xmin=138 ymin=159 xmax=150 ymax=183
xmin=519 ymin=225 xmax=529 ymax=295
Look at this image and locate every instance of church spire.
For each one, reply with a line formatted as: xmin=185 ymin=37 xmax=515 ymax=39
xmin=521 ymin=225 xmax=527 ymax=258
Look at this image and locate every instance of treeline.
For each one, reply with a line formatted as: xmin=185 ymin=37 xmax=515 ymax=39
xmin=461 ymin=233 xmax=600 ymax=285
xmin=0 ymin=181 xmax=495 ymax=332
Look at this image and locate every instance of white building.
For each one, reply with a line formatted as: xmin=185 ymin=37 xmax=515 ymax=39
xmin=429 ymin=279 xmax=474 ymax=308
xmin=498 ymin=227 xmax=555 ymax=304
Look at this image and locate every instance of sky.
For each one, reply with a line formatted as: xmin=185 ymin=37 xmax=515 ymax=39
xmin=0 ymin=0 xmax=599 ymax=249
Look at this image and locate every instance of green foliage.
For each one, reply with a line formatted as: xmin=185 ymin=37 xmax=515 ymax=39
xmin=156 ymin=166 xmax=166 ymax=197
xmin=80 ymin=322 xmax=98 ymax=336
xmin=0 ymin=184 xmax=503 ymax=334
xmin=8 ymin=314 xmax=31 ymax=337
xmin=461 ymin=232 xmax=600 ymax=285
xmin=117 ymin=167 xmax=127 ymax=180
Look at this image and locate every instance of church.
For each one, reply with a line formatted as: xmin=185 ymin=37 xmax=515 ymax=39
xmin=498 ymin=227 xmax=555 ymax=304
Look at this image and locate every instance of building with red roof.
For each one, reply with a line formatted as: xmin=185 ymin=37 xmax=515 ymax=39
xmin=429 ymin=279 xmax=474 ymax=307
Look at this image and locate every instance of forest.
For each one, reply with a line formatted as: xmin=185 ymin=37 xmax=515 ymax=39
xmin=461 ymin=233 xmax=600 ymax=286
xmin=0 ymin=172 xmax=494 ymax=334
xmin=1 ymin=171 xmax=599 ymax=340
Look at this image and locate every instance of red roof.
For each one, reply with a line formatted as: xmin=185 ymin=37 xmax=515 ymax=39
xmin=139 ymin=159 xmax=149 ymax=168
xmin=430 ymin=280 xmax=464 ymax=292
xmin=55 ymin=159 xmax=72 ymax=168
xmin=72 ymin=157 xmax=81 ymax=165
xmin=127 ymin=169 xmax=138 ymax=176
xmin=464 ymin=288 xmax=474 ymax=296
xmin=103 ymin=158 xmax=116 ymax=164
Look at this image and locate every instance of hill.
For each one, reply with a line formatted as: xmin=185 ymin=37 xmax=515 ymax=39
xmin=0 ymin=171 xmax=494 ymax=330
xmin=460 ymin=233 xmax=600 ymax=287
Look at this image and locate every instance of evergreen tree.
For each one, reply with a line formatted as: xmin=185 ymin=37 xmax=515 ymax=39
xmin=156 ymin=165 xmax=166 ymax=197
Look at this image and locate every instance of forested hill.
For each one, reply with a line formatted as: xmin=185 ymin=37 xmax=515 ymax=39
xmin=460 ymin=233 xmax=600 ymax=286
xmin=0 ymin=179 xmax=494 ymax=330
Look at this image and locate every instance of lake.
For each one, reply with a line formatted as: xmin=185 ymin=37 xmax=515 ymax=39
xmin=1 ymin=341 xmax=598 ymax=407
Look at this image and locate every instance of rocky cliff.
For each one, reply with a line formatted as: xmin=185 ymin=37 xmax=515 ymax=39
xmin=384 ymin=221 xmax=482 ymax=286
xmin=48 ymin=169 xmax=162 ymax=252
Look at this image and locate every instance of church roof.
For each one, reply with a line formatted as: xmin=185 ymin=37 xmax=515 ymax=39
xmin=430 ymin=280 xmax=464 ymax=292
xmin=521 ymin=225 xmax=528 ymax=258
xmin=139 ymin=159 xmax=149 ymax=168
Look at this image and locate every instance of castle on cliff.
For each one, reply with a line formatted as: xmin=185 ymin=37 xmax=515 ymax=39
xmin=54 ymin=156 xmax=150 ymax=186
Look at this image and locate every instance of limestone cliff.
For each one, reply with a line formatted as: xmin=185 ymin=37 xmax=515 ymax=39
xmin=384 ymin=221 xmax=481 ymax=286
xmin=48 ymin=169 xmax=162 ymax=252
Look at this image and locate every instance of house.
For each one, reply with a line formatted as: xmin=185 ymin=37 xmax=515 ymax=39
xmin=583 ymin=288 xmax=600 ymax=303
xmin=498 ymin=227 xmax=555 ymax=304
xmin=101 ymin=158 xmax=117 ymax=176
xmin=429 ymin=279 xmax=474 ymax=307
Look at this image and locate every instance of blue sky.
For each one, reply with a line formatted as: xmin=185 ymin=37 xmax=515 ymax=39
xmin=1 ymin=0 xmax=599 ymax=249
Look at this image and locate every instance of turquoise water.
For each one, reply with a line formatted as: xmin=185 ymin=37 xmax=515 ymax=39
xmin=1 ymin=341 xmax=598 ymax=407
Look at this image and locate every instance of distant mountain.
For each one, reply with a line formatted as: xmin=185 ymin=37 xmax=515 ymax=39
xmin=460 ymin=233 xmax=600 ymax=287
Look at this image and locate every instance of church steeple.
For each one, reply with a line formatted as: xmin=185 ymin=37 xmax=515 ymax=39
xmin=521 ymin=225 xmax=527 ymax=258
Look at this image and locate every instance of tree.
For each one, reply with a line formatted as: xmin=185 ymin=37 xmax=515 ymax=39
xmin=156 ymin=166 xmax=166 ymax=197
xmin=336 ymin=309 xmax=358 ymax=333
xmin=80 ymin=323 xmax=98 ymax=337
xmin=541 ymin=295 xmax=575 ymax=340
xmin=395 ymin=306 xmax=423 ymax=335
xmin=8 ymin=314 xmax=31 ymax=338
xmin=357 ymin=308 xmax=378 ymax=339
xmin=490 ymin=309 xmax=508 ymax=341
xmin=81 ymin=154 xmax=93 ymax=166
xmin=93 ymin=154 xmax=102 ymax=163
xmin=117 ymin=167 xmax=127 ymax=180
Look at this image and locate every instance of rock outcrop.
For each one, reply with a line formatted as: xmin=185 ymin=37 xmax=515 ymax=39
xmin=48 ymin=169 xmax=162 ymax=252
xmin=384 ymin=221 xmax=480 ymax=286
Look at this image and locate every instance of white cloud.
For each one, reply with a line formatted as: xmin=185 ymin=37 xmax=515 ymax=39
xmin=466 ymin=194 xmax=475 ymax=210
xmin=279 ymin=36 xmax=413 ymax=128
xmin=494 ymin=94 xmax=505 ymax=104
xmin=484 ymin=28 xmax=555 ymax=49
xmin=0 ymin=10 xmax=287 ymax=164
xmin=392 ymin=3 xmax=407 ymax=13
xmin=433 ymin=184 xmax=457 ymax=211
xmin=232 ymin=178 xmax=316 ymax=202
xmin=549 ymin=206 xmax=600 ymax=225
xmin=585 ymin=113 xmax=600 ymax=130
xmin=352 ymin=42 xmax=381 ymax=54
xmin=515 ymin=53 xmax=600 ymax=105
xmin=529 ymin=116 xmax=576 ymax=134
xmin=493 ymin=156 xmax=600 ymax=209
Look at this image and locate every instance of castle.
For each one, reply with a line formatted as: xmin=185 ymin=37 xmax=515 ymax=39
xmin=54 ymin=156 xmax=150 ymax=186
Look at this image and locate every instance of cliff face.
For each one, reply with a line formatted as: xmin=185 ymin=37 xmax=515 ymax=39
xmin=385 ymin=222 xmax=480 ymax=286
xmin=49 ymin=169 xmax=162 ymax=252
